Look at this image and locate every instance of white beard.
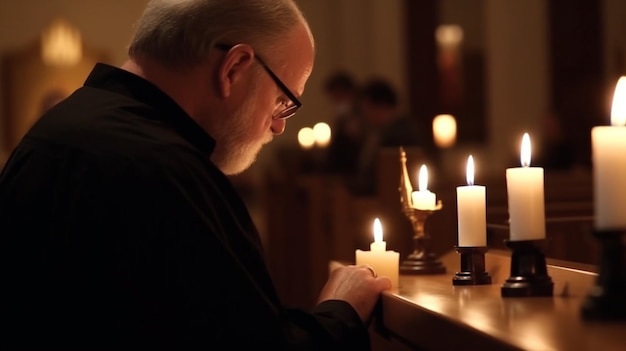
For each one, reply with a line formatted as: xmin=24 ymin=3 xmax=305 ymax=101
xmin=210 ymin=88 xmax=269 ymax=175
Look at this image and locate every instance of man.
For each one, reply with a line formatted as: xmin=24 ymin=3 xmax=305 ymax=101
xmin=0 ymin=1 xmax=390 ymax=350
xmin=351 ymin=78 xmax=421 ymax=195
xmin=322 ymin=70 xmax=364 ymax=176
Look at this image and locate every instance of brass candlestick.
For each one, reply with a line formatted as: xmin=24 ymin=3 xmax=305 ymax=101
xmin=398 ymin=147 xmax=446 ymax=275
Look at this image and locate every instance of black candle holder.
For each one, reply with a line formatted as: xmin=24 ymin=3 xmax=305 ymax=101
xmin=581 ymin=229 xmax=626 ymax=321
xmin=453 ymin=246 xmax=492 ymax=285
xmin=501 ymin=239 xmax=553 ymax=297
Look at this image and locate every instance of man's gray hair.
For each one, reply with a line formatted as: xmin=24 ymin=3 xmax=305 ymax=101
xmin=128 ymin=0 xmax=305 ymax=67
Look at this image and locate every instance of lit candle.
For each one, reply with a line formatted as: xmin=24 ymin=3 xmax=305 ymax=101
xmin=456 ymin=155 xmax=487 ymax=247
xmin=506 ymin=133 xmax=546 ymax=241
xmin=432 ymin=114 xmax=457 ymax=148
xmin=411 ymin=165 xmax=437 ymax=210
xmin=297 ymin=127 xmax=315 ymax=150
xmin=592 ymin=76 xmax=626 ymax=230
xmin=355 ymin=218 xmax=399 ymax=288
xmin=313 ymin=122 xmax=332 ymax=148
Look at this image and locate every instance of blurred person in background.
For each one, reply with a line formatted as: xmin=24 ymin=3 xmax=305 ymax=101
xmin=351 ymin=77 xmax=421 ymax=195
xmin=322 ymin=70 xmax=364 ymax=176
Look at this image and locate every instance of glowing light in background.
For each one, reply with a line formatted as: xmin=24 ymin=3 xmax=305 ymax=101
xmin=435 ymin=24 xmax=464 ymax=48
xmin=313 ymin=122 xmax=332 ymax=148
xmin=41 ymin=18 xmax=82 ymax=67
xmin=432 ymin=114 xmax=457 ymax=148
xmin=297 ymin=127 xmax=315 ymax=149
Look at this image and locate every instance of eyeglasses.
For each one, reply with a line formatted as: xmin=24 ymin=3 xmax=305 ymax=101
xmin=215 ymin=43 xmax=302 ymax=120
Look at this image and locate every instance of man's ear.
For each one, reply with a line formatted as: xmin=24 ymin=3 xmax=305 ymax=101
xmin=216 ymin=45 xmax=255 ymax=98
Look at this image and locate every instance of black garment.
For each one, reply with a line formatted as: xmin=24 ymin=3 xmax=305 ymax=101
xmin=0 ymin=63 xmax=369 ymax=350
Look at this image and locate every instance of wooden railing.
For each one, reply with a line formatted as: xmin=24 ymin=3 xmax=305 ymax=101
xmin=331 ymin=251 xmax=626 ymax=351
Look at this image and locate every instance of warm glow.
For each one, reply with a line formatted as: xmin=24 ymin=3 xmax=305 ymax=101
xmin=297 ymin=127 xmax=315 ymax=149
xmin=466 ymin=155 xmax=474 ymax=186
xmin=520 ymin=133 xmax=531 ymax=167
xmin=432 ymin=114 xmax=457 ymax=148
xmin=41 ymin=18 xmax=82 ymax=67
xmin=313 ymin=122 xmax=332 ymax=147
xmin=412 ymin=293 xmax=445 ymax=313
xmin=611 ymin=76 xmax=626 ymax=126
xmin=418 ymin=165 xmax=429 ymax=192
xmin=435 ymin=24 xmax=464 ymax=48
xmin=373 ymin=218 xmax=383 ymax=243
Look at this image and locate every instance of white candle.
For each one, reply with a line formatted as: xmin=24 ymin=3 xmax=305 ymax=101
xmin=456 ymin=155 xmax=487 ymax=247
xmin=411 ymin=165 xmax=437 ymax=210
xmin=506 ymin=133 xmax=546 ymax=241
xmin=592 ymin=76 xmax=626 ymax=230
xmin=355 ymin=218 xmax=399 ymax=288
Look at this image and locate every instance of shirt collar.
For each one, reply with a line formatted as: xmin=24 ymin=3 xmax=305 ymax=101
xmin=83 ymin=63 xmax=216 ymax=155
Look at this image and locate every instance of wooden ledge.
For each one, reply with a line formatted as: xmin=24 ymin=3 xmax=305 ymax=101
xmin=331 ymin=250 xmax=626 ymax=351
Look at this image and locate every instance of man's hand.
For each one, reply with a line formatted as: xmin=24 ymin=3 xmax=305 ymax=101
xmin=317 ymin=265 xmax=392 ymax=323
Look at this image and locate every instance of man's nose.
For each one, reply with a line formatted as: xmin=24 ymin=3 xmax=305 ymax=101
xmin=271 ymin=118 xmax=286 ymax=135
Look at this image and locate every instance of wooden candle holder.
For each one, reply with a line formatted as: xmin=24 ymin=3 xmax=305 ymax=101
xmin=501 ymin=239 xmax=553 ymax=297
xmin=453 ymin=246 xmax=492 ymax=285
xmin=581 ymin=229 xmax=626 ymax=321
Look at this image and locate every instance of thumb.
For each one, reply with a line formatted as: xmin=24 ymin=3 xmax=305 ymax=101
xmin=374 ymin=276 xmax=392 ymax=291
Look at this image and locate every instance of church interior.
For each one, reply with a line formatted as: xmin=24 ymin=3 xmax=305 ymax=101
xmin=1 ymin=0 xmax=625 ymax=350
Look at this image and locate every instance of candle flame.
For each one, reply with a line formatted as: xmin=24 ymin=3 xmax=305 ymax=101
xmin=373 ymin=218 xmax=383 ymax=242
xmin=466 ymin=155 xmax=474 ymax=186
xmin=520 ymin=133 xmax=531 ymax=167
xmin=611 ymin=76 xmax=626 ymax=126
xmin=418 ymin=164 xmax=429 ymax=191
